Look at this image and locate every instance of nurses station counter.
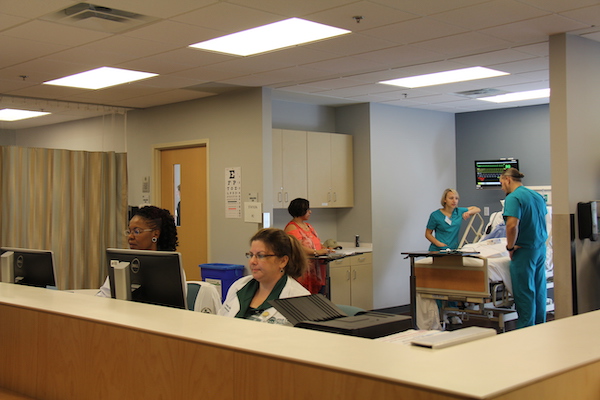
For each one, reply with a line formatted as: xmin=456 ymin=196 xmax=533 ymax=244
xmin=1 ymin=283 xmax=599 ymax=400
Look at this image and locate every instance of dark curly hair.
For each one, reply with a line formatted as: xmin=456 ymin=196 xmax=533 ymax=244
xmin=134 ymin=206 xmax=178 ymax=251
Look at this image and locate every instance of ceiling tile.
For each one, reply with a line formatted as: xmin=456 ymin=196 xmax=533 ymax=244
xmin=227 ymin=0 xmax=357 ymax=17
xmin=412 ymin=31 xmax=511 ymax=55
xmin=481 ymin=15 xmax=589 ymax=43
xmin=0 ymin=35 xmax=67 ymax=68
xmin=560 ymin=4 xmax=600 ymax=26
xmin=2 ymin=20 xmax=111 ymax=46
xmin=519 ymin=0 xmax=600 ymax=13
xmin=450 ymin=49 xmax=538 ymax=67
xmin=369 ymin=0 xmax=490 ymax=16
xmin=361 ymin=17 xmax=467 ymax=45
xmin=0 ymin=0 xmax=74 ymax=19
xmin=96 ymin=0 xmax=217 ymax=18
xmin=171 ymin=2 xmax=283 ymax=34
xmin=430 ymin=0 xmax=551 ymax=30
xmin=122 ymin=20 xmax=222 ymax=46
xmin=305 ymin=1 xmax=418 ymax=32
xmin=0 ymin=12 xmax=28 ymax=29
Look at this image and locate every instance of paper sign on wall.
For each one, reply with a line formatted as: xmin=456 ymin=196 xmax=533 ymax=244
xmin=244 ymin=202 xmax=262 ymax=223
xmin=225 ymin=167 xmax=241 ymax=218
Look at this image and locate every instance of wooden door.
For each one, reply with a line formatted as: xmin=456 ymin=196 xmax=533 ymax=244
xmin=160 ymin=146 xmax=207 ymax=280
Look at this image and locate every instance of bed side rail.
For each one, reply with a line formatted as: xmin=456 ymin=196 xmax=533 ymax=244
xmin=459 ymin=213 xmax=486 ymax=248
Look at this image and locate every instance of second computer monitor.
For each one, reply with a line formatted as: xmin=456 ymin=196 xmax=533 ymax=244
xmin=0 ymin=247 xmax=57 ymax=288
xmin=106 ymin=248 xmax=187 ymax=309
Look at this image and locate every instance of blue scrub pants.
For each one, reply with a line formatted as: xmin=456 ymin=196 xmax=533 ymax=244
xmin=510 ymin=246 xmax=547 ymax=329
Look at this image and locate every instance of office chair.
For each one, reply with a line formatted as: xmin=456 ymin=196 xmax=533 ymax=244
xmin=187 ymin=281 xmax=222 ymax=314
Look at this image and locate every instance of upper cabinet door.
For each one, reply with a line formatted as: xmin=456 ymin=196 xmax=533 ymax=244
xmin=330 ymin=133 xmax=353 ymax=207
xmin=275 ymin=129 xmax=353 ymax=209
xmin=273 ymin=129 xmax=307 ymax=208
xmin=307 ymin=131 xmax=331 ymax=207
xmin=307 ymin=131 xmax=354 ymax=208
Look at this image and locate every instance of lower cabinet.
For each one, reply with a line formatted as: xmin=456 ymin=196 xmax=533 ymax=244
xmin=329 ymin=253 xmax=373 ymax=311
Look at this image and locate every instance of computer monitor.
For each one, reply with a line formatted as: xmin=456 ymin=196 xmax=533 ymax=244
xmin=0 ymin=247 xmax=57 ymax=288
xmin=106 ymin=248 xmax=187 ymax=309
xmin=474 ymin=159 xmax=519 ymax=189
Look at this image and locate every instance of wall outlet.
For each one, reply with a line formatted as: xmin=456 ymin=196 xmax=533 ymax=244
xmin=484 ymin=206 xmax=490 ymax=216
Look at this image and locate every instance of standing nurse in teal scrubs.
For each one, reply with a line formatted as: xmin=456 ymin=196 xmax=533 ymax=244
xmin=501 ymin=168 xmax=548 ymax=329
xmin=425 ymin=188 xmax=481 ymax=251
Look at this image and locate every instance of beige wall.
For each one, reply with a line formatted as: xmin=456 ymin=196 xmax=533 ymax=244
xmin=550 ymin=33 xmax=600 ymax=316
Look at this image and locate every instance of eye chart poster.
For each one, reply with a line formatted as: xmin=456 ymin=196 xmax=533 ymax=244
xmin=225 ymin=167 xmax=242 ymax=218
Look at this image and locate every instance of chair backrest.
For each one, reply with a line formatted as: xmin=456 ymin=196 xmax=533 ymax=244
xmin=186 ymin=281 xmax=222 ymax=314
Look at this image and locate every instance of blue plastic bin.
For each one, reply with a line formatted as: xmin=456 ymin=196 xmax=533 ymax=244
xmin=200 ymin=263 xmax=244 ymax=300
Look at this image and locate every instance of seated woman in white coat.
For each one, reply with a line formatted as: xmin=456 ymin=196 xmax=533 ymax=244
xmin=218 ymin=228 xmax=310 ymax=325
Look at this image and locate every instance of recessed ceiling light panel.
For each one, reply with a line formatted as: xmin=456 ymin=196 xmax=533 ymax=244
xmin=189 ymin=18 xmax=351 ymax=56
xmin=44 ymin=67 xmax=158 ymax=89
xmin=379 ymin=67 xmax=509 ymax=88
xmin=477 ymin=88 xmax=550 ymax=103
xmin=0 ymin=109 xmax=51 ymax=121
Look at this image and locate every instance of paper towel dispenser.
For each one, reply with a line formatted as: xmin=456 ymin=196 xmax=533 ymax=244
xmin=577 ymin=201 xmax=599 ymax=241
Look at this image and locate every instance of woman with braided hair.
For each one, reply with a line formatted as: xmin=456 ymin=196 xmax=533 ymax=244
xmin=96 ymin=205 xmax=178 ymax=297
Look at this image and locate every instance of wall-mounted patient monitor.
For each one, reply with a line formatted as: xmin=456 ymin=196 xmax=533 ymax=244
xmin=0 ymin=247 xmax=57 ymax=288
xmin=474 ymin=159 xmax=519 ymax=189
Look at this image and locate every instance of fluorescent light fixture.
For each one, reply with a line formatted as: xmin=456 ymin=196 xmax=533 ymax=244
xmin=189 ymin=17 xmax=351 ymax=56
xmin=44 ymin=67 xmax=158 ymax=89
xmin=478 ymin=88 xmax=550 ymax=103
xmin=379 ymin=67 xmax=509 ymax=88
xmin=0 ymin=109 xmax=50 ymax=121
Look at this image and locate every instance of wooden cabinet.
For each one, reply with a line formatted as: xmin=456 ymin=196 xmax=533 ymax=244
xmin=272 ymin=129 xmax=353 ymax=209
xmin=307 ymin=131 xmax=353 ymax=208
xmin=329 ymin=253 xmax=373 ymax=310
xmin=272 ymin=129 xmax=307 ymax=208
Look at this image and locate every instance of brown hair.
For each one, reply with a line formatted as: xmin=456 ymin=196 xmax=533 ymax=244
xmin=502 ymin=167 xmax=524 ymax=182
xmin=250 ymin=228 xmax=307 ymax=279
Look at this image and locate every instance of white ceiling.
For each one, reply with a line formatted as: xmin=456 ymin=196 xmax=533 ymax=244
xmin=1 ymin=0 xmax=600 ymax=129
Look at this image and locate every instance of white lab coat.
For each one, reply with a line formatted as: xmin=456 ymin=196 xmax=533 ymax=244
xmin=218 ymin=275 xmax=310 ymax=325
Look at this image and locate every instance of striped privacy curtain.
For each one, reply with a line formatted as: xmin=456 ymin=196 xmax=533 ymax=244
xmin=0 ymin=146 xmax=128 ymax=290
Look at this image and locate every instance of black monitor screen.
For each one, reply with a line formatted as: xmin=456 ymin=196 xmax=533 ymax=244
xmin=0 ymin=247 xmax=57 ymax=288
xmin=475 ymin=159 xmax=519 ymax=189
xmin=106 ymin=248 xmax=187 ymax=309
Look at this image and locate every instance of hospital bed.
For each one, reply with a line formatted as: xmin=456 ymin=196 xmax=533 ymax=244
xmin=413 ymin=203 xmax=553 ymax=332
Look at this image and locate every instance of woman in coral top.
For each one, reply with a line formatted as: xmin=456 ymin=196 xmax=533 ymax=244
xmin=284 ymin=198 xmax=332 ymax=294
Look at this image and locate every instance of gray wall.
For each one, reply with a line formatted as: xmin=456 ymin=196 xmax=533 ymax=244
xmin=370 ymin=103 xmax=456 ymax=308
xmin=9 ymin=115 xmax=127 ymax=152
xmin=126 ymin=88 xmax=268 ymax=269
xmin=0 ymin=130 xmax=16 ymax=145
xmin=455 ymin=104 xmax=551 ymax=216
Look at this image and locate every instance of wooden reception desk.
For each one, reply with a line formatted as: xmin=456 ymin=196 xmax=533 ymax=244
xmin=1 ymin=283 xmax=599 ymax=400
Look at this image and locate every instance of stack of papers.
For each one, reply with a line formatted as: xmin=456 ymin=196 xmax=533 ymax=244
xmin=377 ymin=326 xmax=496 ymax=349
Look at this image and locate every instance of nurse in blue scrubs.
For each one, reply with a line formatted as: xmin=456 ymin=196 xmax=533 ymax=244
xmin=425 ymin=188 xmax=481 ymax=251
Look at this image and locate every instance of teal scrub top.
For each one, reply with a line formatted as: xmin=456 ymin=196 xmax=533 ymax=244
xmin=503 ymin=186 xmax=548 ymax=248
xmin=426 ymin=207 xmax=468 ymax=251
